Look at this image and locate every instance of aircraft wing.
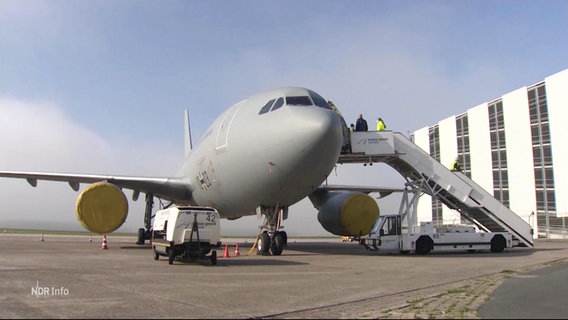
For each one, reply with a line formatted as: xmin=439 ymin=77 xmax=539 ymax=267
xmin=0 ymin=170 xmax=192 ymax=202
xmin=319 ymin=184 xmax=404 ymax=198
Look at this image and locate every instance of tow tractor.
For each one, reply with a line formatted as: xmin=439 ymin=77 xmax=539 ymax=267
xmin=360 ymin=183 xmax=514 ymax=254
xmin=151 ymin=206 xmax=221 ymax=265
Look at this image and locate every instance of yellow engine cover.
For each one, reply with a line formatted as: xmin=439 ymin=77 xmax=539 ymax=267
xmin=75 ymin=182 xmax=129 ymax=234
xmin=340 ymin=193 xmax=380 ymax=236
xmin=317 ymin=191 xmax=380 ymax=236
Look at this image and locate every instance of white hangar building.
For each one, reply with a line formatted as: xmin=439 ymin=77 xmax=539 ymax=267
xmin=412 ymin=68 xmax=568 ymax=238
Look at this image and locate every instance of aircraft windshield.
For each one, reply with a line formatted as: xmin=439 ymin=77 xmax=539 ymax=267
xmin=271 ymin=97 xmax=284 ymax=111
xmin=258 ymin=90 xmax=331 ymax=116
xmin=309 ymin=90 xmax=331 ymax=110
xmin=259 ymin=99 xmax=275 ymax=115
xmin=286 ymin=96 xmax=312 ymax=106
xmin=258 ymin=97 xmax=284 ymax=115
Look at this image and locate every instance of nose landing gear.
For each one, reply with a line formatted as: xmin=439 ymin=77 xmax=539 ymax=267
xmin=256 ymin=205 xmax=288 ymax=256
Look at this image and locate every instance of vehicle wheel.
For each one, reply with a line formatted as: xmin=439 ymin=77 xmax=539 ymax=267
xmin=168 ymin=248 xmax=175 ymax=265
xmin=399 ymin=250 xmax=410 ymax=254
xmin=257 ymin=232 xmax=270 ymax=256
xmin=136 ymin=228 xmax=145 ymax=245
xmin=415 ymin=236 xmax=433 ymax=255
xmin=153 ymin=246 xmax=159 ymax=260
xmin=491 ymin=235 xmax=506 ymax=253
xmin=270 ymin=232 xmax=284 ymax=256
xmin=211 ymin=250 xmax=217 ymax=266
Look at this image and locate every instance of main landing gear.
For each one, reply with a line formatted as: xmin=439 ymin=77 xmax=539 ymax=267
xmin=136 ymin=194 xmax=173 ymax=245
xmin=136 ymin=194 xmax=155 ymax=245
xmin=256 ymin=205 xmax=288 ymax=256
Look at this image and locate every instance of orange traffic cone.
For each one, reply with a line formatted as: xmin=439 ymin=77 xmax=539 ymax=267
xmin=100 ymin=235 xmax=108 ymax=250
xmin=222 ymin=244 xmax=230 ymax=258
xmin=234 ymin=244 xmax=240 ymax=256
xmin=40 ymin=233 xmax=44 ymax=242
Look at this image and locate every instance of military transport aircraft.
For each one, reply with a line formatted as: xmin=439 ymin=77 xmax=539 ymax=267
xmin=0 ymin=87 xmax=389 ymax=255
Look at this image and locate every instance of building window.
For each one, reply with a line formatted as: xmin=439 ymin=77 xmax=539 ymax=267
xmin=488 ymin=100 xmax=510 ymax=208
xmin=456 ymin=113 xmax=471 ymax=178
xmin=529 ymin=83 xmax=562 ymax=236
xmin=429 ymin=125 xmax=442 ymax=225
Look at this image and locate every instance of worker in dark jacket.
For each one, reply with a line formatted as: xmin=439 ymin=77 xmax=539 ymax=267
xmin=355 ymin=114 xmax=368 ymax=131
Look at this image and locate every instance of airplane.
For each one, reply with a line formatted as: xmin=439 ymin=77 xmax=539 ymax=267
xmin=0 ymin=87 xmax=395 ymax=255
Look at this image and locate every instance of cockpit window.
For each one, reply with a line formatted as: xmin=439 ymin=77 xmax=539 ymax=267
xmin=286 ymin=96 xmax=312 ymax=106
xmin=259 ymin=99 xmax=275 ymax=115
xmin=309 ymin=90 xmax=331 ymax=110
xmin=271 ymin=97 xmax=284 ymax=111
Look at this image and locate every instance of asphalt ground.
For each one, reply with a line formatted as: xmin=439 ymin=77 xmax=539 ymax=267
xmin=1 ymin=234 xmax=567 ymax=319
xmin=478 ymin=259 xmax=568 ymax=319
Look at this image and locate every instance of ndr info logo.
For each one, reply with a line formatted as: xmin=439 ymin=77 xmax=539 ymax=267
xmin=31 ymin=281 xmax=69 ymax=297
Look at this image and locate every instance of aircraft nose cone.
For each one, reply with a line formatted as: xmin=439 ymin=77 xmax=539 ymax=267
xmin=293 ymin=108 xmax=344 ymax=160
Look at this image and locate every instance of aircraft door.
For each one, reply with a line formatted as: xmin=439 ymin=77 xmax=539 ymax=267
xmin=216 ymin=100 xmax=246 ymax=149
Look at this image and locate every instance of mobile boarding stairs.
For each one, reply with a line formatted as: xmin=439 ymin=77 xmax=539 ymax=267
xmin=337 ymin=131 xmax=534 ymax=248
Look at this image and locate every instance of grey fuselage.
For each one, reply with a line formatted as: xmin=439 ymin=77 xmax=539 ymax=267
xmin=176 ymin=87 xmax=343 ymax=219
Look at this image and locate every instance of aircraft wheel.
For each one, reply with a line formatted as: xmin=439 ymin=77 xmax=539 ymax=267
xmin=270 ymin=232 xmax=284 ymax=256
xmin=153 ymin=246 xmax=159 ymax=260
xmin=280 ymin=231 xmax=288 ymax=245
xmin=257 ymin=232 xmax=270 ymax=256
xmin=211 ymin=250 xmax=217 ymax=266
xmin=168 ymin=248 xmax=175 ymax=265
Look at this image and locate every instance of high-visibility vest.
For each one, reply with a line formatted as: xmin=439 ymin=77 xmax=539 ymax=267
xmin=451 ymin=161 xmax=461 ymax=171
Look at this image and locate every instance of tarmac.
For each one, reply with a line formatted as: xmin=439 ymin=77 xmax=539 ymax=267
xmin=1 ymin=233 xmax=567 ymax=319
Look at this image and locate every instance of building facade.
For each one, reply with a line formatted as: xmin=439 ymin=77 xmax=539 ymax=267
xmin=412 ymin=68 xmax=568 ymax=238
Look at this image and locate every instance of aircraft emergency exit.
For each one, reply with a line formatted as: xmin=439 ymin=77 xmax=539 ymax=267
xmin=0 ymin=87 xmax=387 ymax=255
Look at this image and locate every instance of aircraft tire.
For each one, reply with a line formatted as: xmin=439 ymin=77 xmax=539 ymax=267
xmin=258 ymin=232 xmax=270 ymax=256
xmin=271 ymin=232 xmax=284 ymax=256
xmin=280 ymin=231 xmax=288 ymax=245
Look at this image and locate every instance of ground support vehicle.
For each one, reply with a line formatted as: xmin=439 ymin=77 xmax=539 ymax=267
xmin=151 ymin=206 xmax=221 ymax=265
xmin=360 ymin=182 xmax=514 ymax=254
xmin=362 ymin=214 xmax=513 ymax=254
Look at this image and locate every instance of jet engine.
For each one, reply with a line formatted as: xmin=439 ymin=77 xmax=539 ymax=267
xmin=312 ymin=190 xmax=379 ymax=236
xmin=75 ymin=181 xmax=128 ymax=234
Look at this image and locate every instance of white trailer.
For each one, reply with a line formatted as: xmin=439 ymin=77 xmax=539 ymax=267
xmin=360 ymin=182 xmax=514 ymax=254
xmin=151 ymin=206 xmax=221 ymax=265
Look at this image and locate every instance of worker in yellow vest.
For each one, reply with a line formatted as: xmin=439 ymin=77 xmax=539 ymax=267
xmin=376 ymin=117 xmax=386 ymax=131
xmin=450 ymin=157 xmax=462 ymax=172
